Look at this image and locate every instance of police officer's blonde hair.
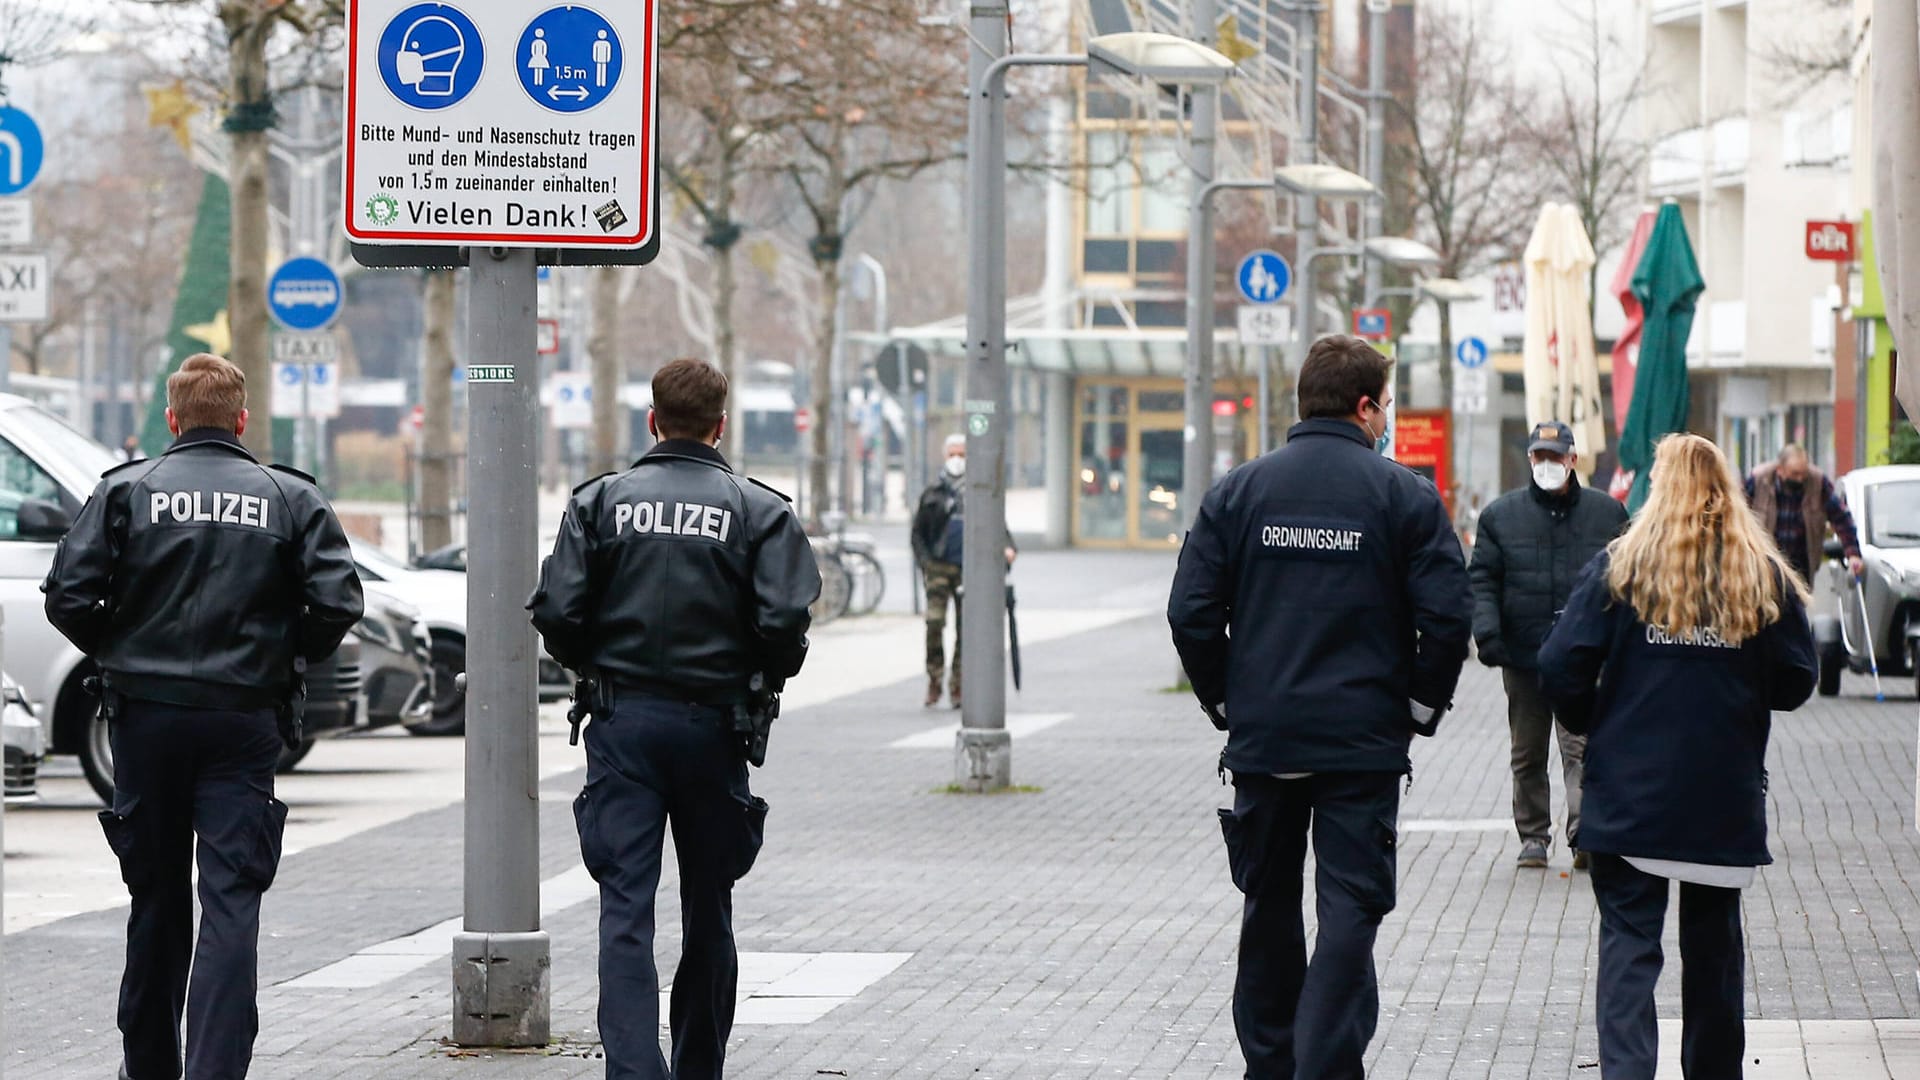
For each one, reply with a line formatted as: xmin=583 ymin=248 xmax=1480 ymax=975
xmin=1606 ymin=433 xmax=1809 ymax=645
xmin=167 ymin=354 xmax=247 ymax=432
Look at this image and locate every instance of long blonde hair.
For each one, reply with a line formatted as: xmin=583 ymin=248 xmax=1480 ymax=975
xmin=1607 ymin=433 xmax=1810 ymax=644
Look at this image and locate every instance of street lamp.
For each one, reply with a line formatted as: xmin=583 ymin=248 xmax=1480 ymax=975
xmin=1275 ymin=163 xmax=1376 ymax=200
xmin=1418 ymin=278 xmax=1484 ymax=305
xmin=1274 ymin=163 xmax=1379 ymax=410
xmin=960 ymin=12 xmax=1237 ymax=791
xmin=1363 ymin=235 xmax=1443 ymax=270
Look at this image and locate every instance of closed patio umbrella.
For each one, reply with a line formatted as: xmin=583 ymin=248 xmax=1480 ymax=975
xmin=1618 ymin=202 xmax=1704 ymax=514
xmin=1522 ymin=202 xmax=1606 ymax=477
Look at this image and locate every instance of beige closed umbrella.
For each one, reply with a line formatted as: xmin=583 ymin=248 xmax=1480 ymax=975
xmin=1522 ymin=202 xmax=1606 ymax=475
xmin=1874 ymin=0 xmax=1920 ymax=421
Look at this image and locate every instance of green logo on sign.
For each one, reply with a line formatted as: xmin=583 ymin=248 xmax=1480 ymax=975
xmin=365 ymin=193 xmax=400 ymax=226
xmin=968 ymin=413 xmax=989 ymax=436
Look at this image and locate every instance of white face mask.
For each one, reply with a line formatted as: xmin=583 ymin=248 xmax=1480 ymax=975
xmin=1532 ymin=460 xmax=1571 ymax=491
xmin=944 ymin=456 xmax=966 ymax=479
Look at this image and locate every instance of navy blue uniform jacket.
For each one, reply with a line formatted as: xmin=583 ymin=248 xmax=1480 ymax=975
xmin=1536 ymin=552 xmax=1818 ymax=866
xmin=1167 ymin=420 xmax=1472 ymax=775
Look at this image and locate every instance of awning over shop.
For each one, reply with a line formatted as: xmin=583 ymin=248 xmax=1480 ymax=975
xmin=849 ymin=327 xmax=1260 ymax=380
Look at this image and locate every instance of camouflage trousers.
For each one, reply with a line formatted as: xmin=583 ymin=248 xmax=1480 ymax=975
xmin=923 ymin=561 xmax=962 ymax=690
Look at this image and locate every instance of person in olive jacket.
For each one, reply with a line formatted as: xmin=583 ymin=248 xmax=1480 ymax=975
xmin=1469 ymin=421 xmax=1628 ymax=870
xmin=1538 ymin=433 xmax=1817 ymax=1080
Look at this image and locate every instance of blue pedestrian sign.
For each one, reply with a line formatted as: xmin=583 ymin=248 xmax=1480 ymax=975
xmin=1236 ymin=250 xmax=1290 ymax=305
xmin=1455 ymin=336 xmax=1489 ymax=369
xmin=378 ymin=2 xmax=486 ymax=111
xmin=0 ymin=107 xmax=44 ymax=196
xmin=267 ymin=257 xmax=344 ymax=331
xmin=517 ymin=6 xmax=623 ymax=113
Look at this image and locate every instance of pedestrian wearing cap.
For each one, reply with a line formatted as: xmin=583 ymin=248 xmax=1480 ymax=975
xmin=1538 ymin=433 xmax=1816 ymax=1080
xmin=1467 ymin=420 xmax=1627 ymax=870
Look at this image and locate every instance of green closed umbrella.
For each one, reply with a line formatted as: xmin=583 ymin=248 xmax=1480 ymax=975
xmin=1618 ymin=202 xmax=1704 ymax=513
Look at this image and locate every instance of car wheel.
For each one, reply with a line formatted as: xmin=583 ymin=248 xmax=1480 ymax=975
xmin=276 ymin=736 xmax=317 ymax=773
xmin=1819 ymin=648 xmax=1844 ymax=698
xmin=408 ymin=636 xmax=467 ymax=736
xmin=80 ymin=703 xmax=113 ymax=804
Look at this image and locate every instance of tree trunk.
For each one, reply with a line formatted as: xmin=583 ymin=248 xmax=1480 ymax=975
xmin=713 ymin=235 xmax=742 ymax=465
xmin=1438 ymin=299 xmax=1458 ymax=505
xmin=808 ymin=252 xmax=840 ymax=526
xmin=419 ymin=270 xmax=457 ymax=552
xmin=589 ymin=265 xmax=623 ymax=475
xmin=226 ymin=10 xmax=275 ymax=460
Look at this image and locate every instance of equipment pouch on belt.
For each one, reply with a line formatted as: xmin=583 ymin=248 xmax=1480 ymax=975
xmin=276 ymin=658 xmax=307 ymax=751
xmin=98 ymin=799 xmax=151 ymax=889
xmin=730 ymin=672 xmax=780 ymax=768
xmin=568 ymin=670 xmax=610 ymax=746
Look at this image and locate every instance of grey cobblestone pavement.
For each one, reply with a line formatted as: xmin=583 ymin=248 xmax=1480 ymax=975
xmin=10 ymin=607 xmax=1920 ymax=1078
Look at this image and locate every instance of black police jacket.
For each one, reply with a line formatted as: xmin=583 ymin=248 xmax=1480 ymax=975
xmin=529 ymin=440 xmax=821 ymax=697
xmin=1168 ymin=419 xmax=1472 ymax=775
xmin=1537 ymin=552 xmax=1817 ymax=866
xmin=1468 ymin=479 xmax=1628 ymax=670
xmin=41 ymin=428 xmax=365 ymax=708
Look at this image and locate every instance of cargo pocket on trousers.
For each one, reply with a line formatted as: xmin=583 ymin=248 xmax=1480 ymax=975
xmin=574 ymin=780 xmax=616 ymax=884
xmin=1219 ymin=807 xmax=1261 ymax=895
xmin=237 ymin=798 xmax=290 ymax=891
xmin=1357 ymin=815 xmax=1399 ymax=917
xmin=97 ymin=800 xmax=150 ymax=890
xmin=728 ymin=795 xmax=770 ymax=882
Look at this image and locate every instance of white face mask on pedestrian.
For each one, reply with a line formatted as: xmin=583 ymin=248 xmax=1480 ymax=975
xmin=1532 ymin=460 xmax=1570 ymax=491
xmin=944 ymin=456 xmax=966 ymax=479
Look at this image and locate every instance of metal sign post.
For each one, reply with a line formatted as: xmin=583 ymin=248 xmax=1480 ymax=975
xmin=346 ymin=0 xmax=658 ymax=1047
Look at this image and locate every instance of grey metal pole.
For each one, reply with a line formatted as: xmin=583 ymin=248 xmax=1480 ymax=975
xmin=1362 ymin=0 xmax=1387 ymax=310
xmin=1181 ymin=0 xmax=1219 ymax=532
xmin=960 ymin=3 xmax=1012 ymax=791
xmin=1257 ymin=344 xmax=1270 ymax=455
xmin=451 ymin=246 xmax=549 ymax=1047
xmin=1293 ymin=3 xmax=1321 ymax=374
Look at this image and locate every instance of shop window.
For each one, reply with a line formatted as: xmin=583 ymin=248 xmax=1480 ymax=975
xmin=1136 ymin=240 xmax=1178 ymax=277
xmin=1135 ymin=301 xmax=1183 ymax=328
xmin=1084 ymin=239 xmax=1130 ymax=275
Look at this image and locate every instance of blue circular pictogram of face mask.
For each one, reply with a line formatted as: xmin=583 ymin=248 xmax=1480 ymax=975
xmin=378 ymin=3 xmax=486 ymax=111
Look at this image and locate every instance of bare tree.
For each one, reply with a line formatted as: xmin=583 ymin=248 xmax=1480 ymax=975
xmin=1389 ymin=4 xmax=1536 ymax=405
xmin=0 ymin=0 xmax=94 ymax=98
xmin=587 ymin=265 xmax=622 ymax=475
xmin=1756 ymin=0 xmax=1859 ymax=90
xmin=1521 ymin=0 xmax=1652 ymax=313
xmin=752 ymin=0 xmax=968 ymax=523
xmin=418 ymin=269 xmax=456 ymax=551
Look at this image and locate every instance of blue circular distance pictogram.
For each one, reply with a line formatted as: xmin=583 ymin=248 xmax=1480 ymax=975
xmin=516 ymin=6 xmax=624 ymax=113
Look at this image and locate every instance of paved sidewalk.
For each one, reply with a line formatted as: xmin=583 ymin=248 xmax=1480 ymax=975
xmin=9 ymin=610 xmax=1920 ymax=1078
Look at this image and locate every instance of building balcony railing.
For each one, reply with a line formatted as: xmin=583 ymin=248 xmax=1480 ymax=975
xmin=1652 ymin=0 xmax=1748 ymax=25
xmin=1649 ymin=117 xmax=1749 ymax=196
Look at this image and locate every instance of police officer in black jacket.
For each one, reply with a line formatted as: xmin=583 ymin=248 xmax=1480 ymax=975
xmin=1169 ymin=335 xmax=1471 ymax=1080
xmin=42 ymin=353 xmax=363 ymax=1080
xmin=530 ymin=358 xmax=820 ymax=1080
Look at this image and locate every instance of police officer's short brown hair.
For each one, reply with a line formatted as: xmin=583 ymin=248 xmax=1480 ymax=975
xmin=167 ymin=354 xmax=247 ymax=431
xmin=651 ymin=358 xmax=728 ymax=440
xmin=1296 ymin=336 xmax=1393 ymax=420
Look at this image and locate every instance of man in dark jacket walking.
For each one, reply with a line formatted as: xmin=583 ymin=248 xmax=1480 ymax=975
xmin=910 ymin=434 xmax=1014 ymax=708
xmin=1169 ymin=335 xmax=1471 ymax=1079
xmin=1470 ymin=421 xmax=1627 ymax=870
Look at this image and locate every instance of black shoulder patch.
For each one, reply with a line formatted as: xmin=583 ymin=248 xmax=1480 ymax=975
xmin=99 ymin=458 xmax=146 ymax=479
xmin=268 ymin=462 xmax=317 ymax=484
xmin=747 ymin=476 xmax=794 ymax=503
xmin=572 ymin=471 xmax=614 ymax=495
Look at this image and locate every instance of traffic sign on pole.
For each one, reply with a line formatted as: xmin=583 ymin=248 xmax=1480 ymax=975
xmin=267 ymin=257 xmax=344 ymax=331
xmin=1235 ymin=304 xmax=1291 ymax=346
xmin=536 ymin=318 xmax=560 ymax=354
xmin=1352 ymin=308 xmax=1391 ymax=341
xmin=345 ymin=0 xmax=658 ymax=252
xmin=0 ymin=107 xmax=44 ymax=196
xmin=793 ymin=406 xmax=812 ymax=434
xmin=1235 ymin=249 xmax=1291 ymax=305
xmin=1455 ymin=336 xmax=1489 ymax=369
xmin=0 ymin=253 xmax=48 ymax=322
xmin=0 ymin=199 xmax=33 ymax=246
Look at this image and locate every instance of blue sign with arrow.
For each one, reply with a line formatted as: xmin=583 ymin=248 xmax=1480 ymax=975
xmin=267 ymin=257 xmax=344 ymax=331
xmin=0 ymin=106 xmax=44 ymax=196
xmin=1236 ymin=250 xmax=1290 ymax=305
xmin=517 ymin=6 xmax=623 ymax=114
xmin=1455 ymin=336 xmax=1489 ymax=369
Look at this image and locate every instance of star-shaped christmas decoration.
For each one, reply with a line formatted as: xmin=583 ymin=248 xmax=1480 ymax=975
xmin=183 ymin=309 xmax=231 ymax=357
xmin=1215 ymin=16 xmax=1259 ymax=65
xmin=145 ymin=81 xmax=197 ymax=154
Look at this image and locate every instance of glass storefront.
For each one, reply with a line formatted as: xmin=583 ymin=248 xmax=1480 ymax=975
xmin=1072 ymin=378 xmax=1258 ymax=547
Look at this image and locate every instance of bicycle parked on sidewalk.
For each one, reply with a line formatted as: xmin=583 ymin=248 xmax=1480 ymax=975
xmin=809 ymin=512 xmax=885 ymax=625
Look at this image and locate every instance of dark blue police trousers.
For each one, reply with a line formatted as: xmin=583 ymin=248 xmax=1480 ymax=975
xmin=1590 ymin=854 xmax=1745 ymax=1080
xmin=102 ymin=699 xmax=286 ymax=1080
xmin=1221 ymin=771 xmax=1400 ymax=1080
xmin=575 ymin=690 xmax=767 ymax=1080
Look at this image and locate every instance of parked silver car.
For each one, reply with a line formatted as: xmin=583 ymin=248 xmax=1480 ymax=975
xmin=4 ymin=671 xmax=43 ymax=803
xmin=1817 ymin=465 xmax=1920 ymax=697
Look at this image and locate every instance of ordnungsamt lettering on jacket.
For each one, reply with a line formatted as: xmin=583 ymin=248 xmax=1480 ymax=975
xmin=610 ymin=500 xmax=734 ymax=542
xmin=1260 ymin=523 xmax=1365 ymax=552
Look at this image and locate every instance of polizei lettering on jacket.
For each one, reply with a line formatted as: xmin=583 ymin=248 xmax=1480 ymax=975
xmin=148 ymin=490 xmax=269 ymax=529
xmin=610 ymin=501 xmax=734 ymax=542
xmin=1260 ymin=522 xmax=1366 ymax=553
